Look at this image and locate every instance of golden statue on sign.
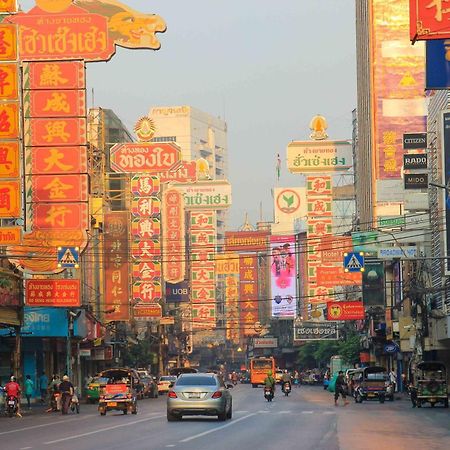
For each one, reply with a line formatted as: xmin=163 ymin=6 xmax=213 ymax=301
xmin=74 ymin=0 xmax=166 ymax=50
xmin=309 ymin=114 xmax=328 ymax=140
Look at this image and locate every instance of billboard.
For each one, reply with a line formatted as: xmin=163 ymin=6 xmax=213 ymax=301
xmin=26 ymin=279 xmax=80 ymax=307
xmin=224 ymin=231 xmax=268 ymax=253
xmin=327 ymin=301 xmax=365 ymax=321
xmin=239 ymin=254 xmax=259 ymax=336
xmin=294 ymin=321 xmax=339 ymax=341
xmin=270 ymin=235 xmax=297 ymax=318
xmin=175 ymin=180 xmax=232 ymax=210
xmin=442 ymin=111 xmax=450 ymax=273
xmin=409 ymin=0 xmax=450 ymax=41
xmin=371 ymin=0 xmax=426 ymax=180
xmin=426 ymin=39 xmax=450 ymax=89
xmin=274 ymin=187 xmax=307 ymax=233
xmin=287 ymin=140 xmax=352 ymax=173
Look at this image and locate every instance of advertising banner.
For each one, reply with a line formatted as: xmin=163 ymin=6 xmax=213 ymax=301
xmin=403 ymin=154 xmax=427 ymax=170
xmin=24 ymin=117 xmax=87 ymax=146
xmin=316 ymin=267 xmax=362 ymax=288
xmin=133 ymin=304 xmax=162 ymax=320
xmin=287 ymin=140 xmax=352 ymax=173
xmin=294 ymin=321 xmax=339 ymax=341
xmin=442 ymin=110 xmax=450 ymax=273
xmin=253 ymin=337 xmax=278 ymax=348
xmin=409 ymin=0 xmax=450 ymax=41
xmin=0 ymin=24 xmax=17 ymax=61
xmin=31 ymin=203 xmax=88 ymax=230
xmin=166 ymin=281 xmax=189 ymax=302
xmin=26 ymin=279 xmax=81 ymax=307
xmin=216 ymin=253 xmax=239 ymax=275
xmin=327 ymin=301 xmax=365 ymax=321
xmin=21 ymin=307 xmax=69 ymax=337
xmin=270 ymin=235 xmax=297 ymax=318
xmin=28 ymin=146 xmax=88 ymax=175
xmin=0 ymin=102 xmax=19 ymax=138
xmin=175 ymin=181 xmax=232 ymax=210
xmin=362 ymin=261 xmax=385 ymax=307
xmin=158 ymin=161 xmax=197 ymax=183
xmin=225 ymin=271 xmax=240 ymax=344
xmin=0 ymin=63 xmax=18 ymax=100
xmin=371 ymin=0 xmax=426 ymax=179
xmin=402 ymin=132 xmax=427 ymax=149
xmin=0 ymin=226 xmax=21 ymax=245
xmin=104 ymin=212 xmax=130 ymax=321
xmin=23 ymin=61 xmax=86 ymax=90
xmin=110 ymin=142 xmax=181 ymax=173
xmin=28 ymin=174 xmax=89 ymax=202
xmin=224 ymin=231 xmax=268 ymax=253
xmin=0 ymin=142 xmax=19 ymax=177
xmin=25 ymin=89 xmax=86 ymax=118
xmin=0 ymin=180 xmax=20 ymax=217
xmin=239 ymin=254 xmax=259 ymax=336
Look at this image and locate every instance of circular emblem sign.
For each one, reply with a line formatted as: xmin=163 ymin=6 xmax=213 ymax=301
xmin=276 ymin=189 xmax=301 ymax=214
xmin=328 ymin=304 xmax=342 ymax=320
xmin=36 ymin=0 xmax=73 ymax=13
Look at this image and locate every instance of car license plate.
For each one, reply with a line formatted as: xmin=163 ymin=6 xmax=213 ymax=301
xmin=8 ymin=400 xmax=15 ymax=405
xmin=108 ymin=402 xmax=117 ymax=407
xmin=367 ymin=393 xmax=375 ymax=397
xmin=189 ymin=393 xmax=201 ymax=398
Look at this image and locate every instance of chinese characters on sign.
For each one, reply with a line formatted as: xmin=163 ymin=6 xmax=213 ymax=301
xmin=26 ymin=279 xmax=81 ymax=307
xmin=239 ymin=254 xmax=259 ymax=336
xmin=104 ymin=212 xmax=130 ymax=321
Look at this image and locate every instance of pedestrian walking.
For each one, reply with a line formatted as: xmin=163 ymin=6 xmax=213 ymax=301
xmin=24 ymin=375 xmax=34 ymax=409
xmin=39 ymin=371 xmax=48 ymax=403
xmin=389 ymin=369 xmax=397 ymax=392
xmin=334 ymin=371 xmax=349 ymax=406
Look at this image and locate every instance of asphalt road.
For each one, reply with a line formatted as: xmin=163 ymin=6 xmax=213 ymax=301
xmin=1 ymin=385 xmax=449 ymax=450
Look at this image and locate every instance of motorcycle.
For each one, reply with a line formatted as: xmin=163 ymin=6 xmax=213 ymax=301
xmin=69 ymin=389 xmax=80 ymax=414
xmin=282 ymin=382 xmax=291 ymax=396
xmin=5 ymin=395 xmax=18 ymax=418
xmin=264 ymin=386 xmax=274 ymax=402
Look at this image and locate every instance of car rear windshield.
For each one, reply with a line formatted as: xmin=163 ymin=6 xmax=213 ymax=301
xmin=160 ymin=376 xmax=176 ymax=381
xmin=176 ymin=376 xmax=217 ymax=386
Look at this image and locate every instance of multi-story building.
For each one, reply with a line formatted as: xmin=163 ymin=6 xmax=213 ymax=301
xmin=149 ymin=105 xmax=229 ymax=242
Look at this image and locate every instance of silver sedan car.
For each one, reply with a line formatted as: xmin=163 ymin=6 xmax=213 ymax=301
xmin=167 ymin=373 xmax=232 ymax=421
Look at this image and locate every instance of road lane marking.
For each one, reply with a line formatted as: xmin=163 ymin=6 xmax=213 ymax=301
xmin=278 ymin=411 xmax=292 ymax=414
xmin=19 ymin=447 xmax=33 ymax=449
xmin=323 ymin=411 xmax=335 ymax=415
xmin=43 ymin=414 xmax=165 ymax=445
xmin=179 ymin=413 xmax=257 ymax=443
xmin=301 ymin=411 xmax=314 ymax=414
xmin=0 ymin=415 xmax=94 ymax=436
xmin=257 ymin=410 xmax=270 ymax=413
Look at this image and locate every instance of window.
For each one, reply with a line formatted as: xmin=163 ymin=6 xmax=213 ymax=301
xmin=176 ymin=376 xmax=217 ymax=386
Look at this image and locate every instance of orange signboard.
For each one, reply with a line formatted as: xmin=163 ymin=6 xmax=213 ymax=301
xmin=0 ymin=226 xmax=21 ymax=245
xmin=32 ymin=202 xmax=88 ymax=230
xmin=158 ymin=161 xmax=197 ymax=183
xmin=316 ymin=266 xmax=362 ymax=288
xmin=0 ymin=24 xmax=17 ymax=61
xmin=0 ymin=63 xmax=18 ymax=99
xmin=26 ymin=279 xmax=81 ymax=307
xmin=28 ymin=146 xmax=87 ymax=174
xmin=0 ymin=180 xmax=20 ymax=217
xmin=0 ymin=102 xmax=19 ymax=139
xmin=29 ymin=174 xmax=89 ymax=202
xmin=0 ymin=141 xmax=19 ymax=177
xmin=133 ymin=304 xmax=162 ymax=319
xmin=132 ymin=281 xmax=162 ymax=304
xmin=0 ymin=0 xmax=17 ymax=14
xmin=10 ymin=6 xmax=115 ymax=62
xmin=25 ymin=118 xmax=87 ymax=146
xmin=26 ymin=89 xmax=86 ymax=118
xmin=23 ymin=61 xmax=85 ymax=90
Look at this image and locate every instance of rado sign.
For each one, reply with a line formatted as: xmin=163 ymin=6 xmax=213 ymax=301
xmin=403 ymin=133 xmax=427 ymax=150
xmin=403 ymin=154 xmax=427 ymax=170
xmin=404 ymin=173 xmax=428 ymax=189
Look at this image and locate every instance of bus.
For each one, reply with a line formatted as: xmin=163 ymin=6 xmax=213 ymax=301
xmin=249 ymin=356 xmax=276 ymax=387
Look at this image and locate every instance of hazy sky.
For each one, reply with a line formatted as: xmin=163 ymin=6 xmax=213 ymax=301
xmin=21 ymin=0 xmax=357 ymax=229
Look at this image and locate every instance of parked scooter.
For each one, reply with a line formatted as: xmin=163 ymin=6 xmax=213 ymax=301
xmin=5 ymin=395 xmax=18 ymax=418
xmin=264 ymin=386 xmax=274 ymax=402
xmin=282 ymin=382 xmax=291 ymax=397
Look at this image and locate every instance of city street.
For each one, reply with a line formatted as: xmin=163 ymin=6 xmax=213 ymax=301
xmin=1 ymin=385 xmax=449 ymax=450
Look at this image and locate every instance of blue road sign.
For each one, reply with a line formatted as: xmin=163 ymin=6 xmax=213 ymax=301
xmin=57 ymin=246 xmax=80 ymax=268
xmin=343 ymin=252 xmax=364 ymax=273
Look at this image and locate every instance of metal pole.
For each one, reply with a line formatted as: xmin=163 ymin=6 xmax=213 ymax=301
xmin=13 ymin=326 xmax=21 ymax=381
xmin=66 ymin=313 xmax=73 ymax=377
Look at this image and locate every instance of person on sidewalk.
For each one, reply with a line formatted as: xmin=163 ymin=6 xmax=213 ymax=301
xmin=389 ymin=369 xmax=397 ymax=393
xmin=39 ymin=371 xmax=48 ymax=403
xmin=59 ymin=375 xmax=74 ymax=415
xmin=334 ymin=371 xmax=349 ymax=406
xmin=24 ymin=375 xmax=34 ymax=410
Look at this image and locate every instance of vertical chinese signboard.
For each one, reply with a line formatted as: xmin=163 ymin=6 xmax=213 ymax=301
xmin=0 ymin=10 xmax=20 ymax=221
xmin=371 ymin=0 xmax=426 ymax=180
xmin=131 ymin=175 xmax=162 ymax=315
xmin=190 ymin=211 xmax=216 ymax=329
xmin=239 ymin=254 xmax=259 ymax=335
xmin=104 ymin=212 xmax=130 ymax=321
xmin=270 ymin=235 xmax=297 ymax=318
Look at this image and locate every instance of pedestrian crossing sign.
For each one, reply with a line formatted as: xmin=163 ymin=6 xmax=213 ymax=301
xmin=343 ymin=252 xmax=364 ymax=273
xmin=57 ymin=246 xmax=80 ymax=268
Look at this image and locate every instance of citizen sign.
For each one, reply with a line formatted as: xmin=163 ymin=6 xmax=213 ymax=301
xmin=403 ymin=154 xmax=427 ymax=170
xmin=402 ymin=133 xmax=427 ymax=150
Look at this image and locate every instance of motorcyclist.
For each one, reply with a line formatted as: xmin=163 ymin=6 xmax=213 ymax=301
xmin=281 ymin=369 xmax=292 ymax=392
xmin=263 ymin=370 xmax=276 ymax=396
xmin=231 ymin=371 xmax=238 ymax=385
xmin=4 ymin=376 xmax=22 ymax=417
xmin=59 ymin=375 xmax=74 ymax=415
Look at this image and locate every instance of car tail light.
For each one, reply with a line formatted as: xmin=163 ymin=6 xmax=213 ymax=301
xmin=168 ymin=391 xmax=177 ymax=398
xmin=212 ymin=391 xmax=222 ymax=399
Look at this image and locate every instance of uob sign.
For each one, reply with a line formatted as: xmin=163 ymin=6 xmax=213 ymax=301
xmin=166 ymin=281 xmax=189 ymax=302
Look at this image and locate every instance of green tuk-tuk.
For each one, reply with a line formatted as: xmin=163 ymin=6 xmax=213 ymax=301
xmin=415 ymin=361 xmax=448 ymax=408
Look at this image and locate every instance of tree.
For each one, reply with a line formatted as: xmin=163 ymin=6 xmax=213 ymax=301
xmin=338 ymin=333 xmax=361 ymax=365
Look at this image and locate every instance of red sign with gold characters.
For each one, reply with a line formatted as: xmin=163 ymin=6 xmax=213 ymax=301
xmin=32 ymin=203 xmax=88 ymax=230
xmin=131 ymin=175 xmax=160 ymax=197
xmin=110 ymin=142 xmax=181 ymax=173
xmin=409 ymin=0 xmax=450 ymax=41
xmin=104 ymin=212 xmax=130 ymax=321
xmin=239 ymin=254 xmax=259 ymax=336
xmin=133 ymin=304 xmax=162 ymax=319
xmin=327 ymin=301 xmax=365 ymax=321
xmin=9 ymin=5 xmax=115 ymax=62
xmin=0 ymin=226 xmax=20 ymax=245
xmin=162 ymin=188 xmax=185 ymax=284
xmin=0 ymin=102 xmax=19 ymax=139
xmin=25 ymin=117 xmax=87 ymax=146
xmin=26 ymin=89 xmax=86 ymax=118
xmin=29 ymin=146 xmax=88 ymax=174
xmin=0 ymin=142 xmax=19 ymax=177
xmin=0 ymin=0 xmax=17 ymax=14
xmin=0 ymin=180 xmax=20 ymax=217
xmin=26 ymin=279 xmax=81 ymax=307
xmin=0 ymin=63 xmax=18 ymax=100
xmin=133 ymin=281 xmax=162 ymax=304
xmin=23 ymin=61 xmax=86 ymax=90
xmin=159 ymin=160 xmax=197 ymax=183
xmin=0 ymin=24 xmax=17 ymax=61
xmin=29 ymin=174 xmax=89 ymax=202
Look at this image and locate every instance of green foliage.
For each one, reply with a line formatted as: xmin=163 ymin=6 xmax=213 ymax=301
xmin=122 ymin=340 xmax=157 ymax=368
xmin=296 ymin=333 xmax=361 ymax=368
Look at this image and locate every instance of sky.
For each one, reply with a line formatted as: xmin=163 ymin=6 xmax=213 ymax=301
xmin=20 ymin=0 xmax=357 ymax=229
